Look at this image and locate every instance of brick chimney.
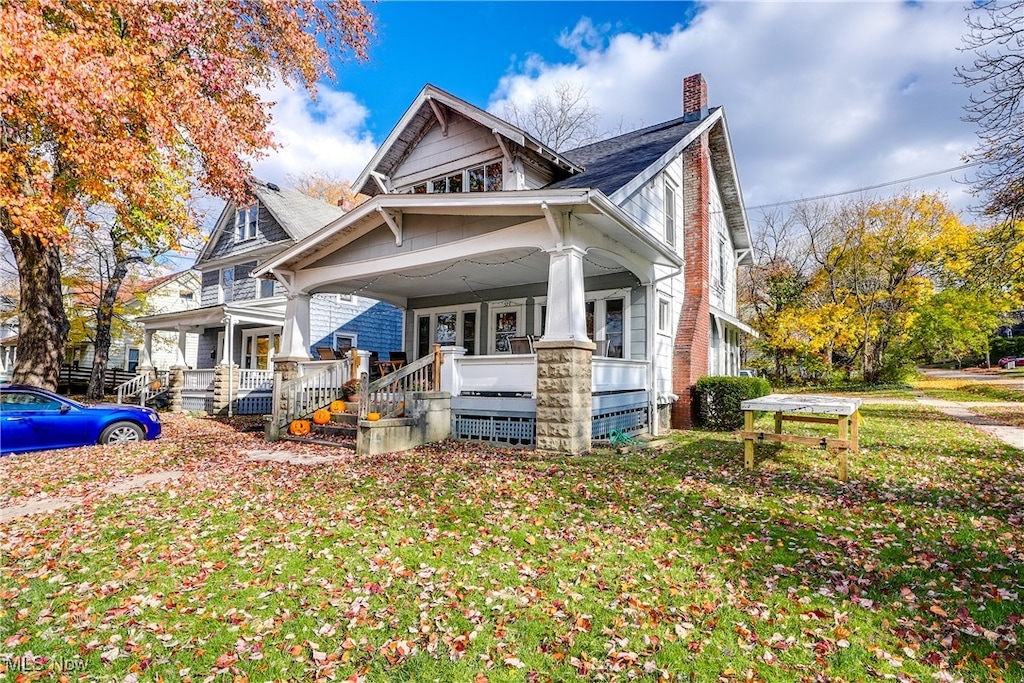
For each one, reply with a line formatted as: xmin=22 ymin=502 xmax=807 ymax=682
xmin=683 ymin=73 xmax=708 ymax=122
xmin=672 ymin=73 xmax=712 ymax=428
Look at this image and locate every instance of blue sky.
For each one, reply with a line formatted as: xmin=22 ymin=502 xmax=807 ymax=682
xmin=254 ymin=1 xmax=981 ymax=220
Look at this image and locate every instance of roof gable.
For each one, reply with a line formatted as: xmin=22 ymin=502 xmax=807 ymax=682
xmin=196 ymin=179 xmax=346 ymax=265
xmin=354 ymin=84 xmax=581 ymax=196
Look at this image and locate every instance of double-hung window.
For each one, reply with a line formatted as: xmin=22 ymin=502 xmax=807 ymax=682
xmin=664 ymin=179 xmax=677 ymax=247
xmin=235 ymin=204 xmax=258 ymax=241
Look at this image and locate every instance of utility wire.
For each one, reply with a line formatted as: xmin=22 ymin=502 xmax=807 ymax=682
xmin=744 ymin=161 xmax=983 ymax=212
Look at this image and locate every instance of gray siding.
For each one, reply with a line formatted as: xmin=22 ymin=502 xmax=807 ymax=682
xmin=392 ymin=114 xmax=501 ymax=188
xmin=207 ymin=204 xmax=289 ymax=261
xmin=629 ymin=287 xmax=647 ymax=359
xmin=200 ymin=270 xmax=219 ymax=306
xmin=308 ymin=294 xmax=403 ymax=358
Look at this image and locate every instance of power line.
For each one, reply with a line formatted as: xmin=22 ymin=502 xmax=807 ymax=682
xmin=744 ymin=161 xmax=983 ymax=212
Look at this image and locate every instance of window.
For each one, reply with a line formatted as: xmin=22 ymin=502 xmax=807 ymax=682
xmin=258 ymin=278 xmax=276 ymax=299
xmin=664 ymin=179 xmax=677 ymax=246
xmin=334 ymin=334 xmax=356 ymax=354
xmin=585 ymin=295 xmax=626 ymax=358
xmin=235 ymin=204 xmax=258 ymax=241
xmin=126 ymin=348 xmax=140 ymax=373
xmin=179 ymin=290 xmax=194 ymax=302
xmin=412 ymin=161 xmax=503 ymax=195
xmin=716 ymin=237 xmax=727 ymax=288
xmin=658 ymin=298 xmax=671 ymax=334
xmin=220 ymin=268 xmax=234 ymax=303
xmin=241 ymin=327 xmax=281 ymax=370
xmin=414 ymin=306 xmax=480 ymax=358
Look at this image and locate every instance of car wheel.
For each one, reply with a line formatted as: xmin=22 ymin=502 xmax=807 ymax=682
xmin=99 ymin=421 xmax=144 ymax=445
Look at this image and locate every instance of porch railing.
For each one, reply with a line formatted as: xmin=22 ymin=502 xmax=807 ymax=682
xmin=183 ymin=369 xmax=216 ymax=391
xmin=272 ymin=358 xmax=351 ymax=431
xmin=361 ymin=345 xmax=441 ymax=419
xmin=115 ymin=370 xmax=170 ymax=406
xmin=591 ymin=357 xmax=648 ymax=393
xmin=238 ymin=368 xmax=274 ymax=391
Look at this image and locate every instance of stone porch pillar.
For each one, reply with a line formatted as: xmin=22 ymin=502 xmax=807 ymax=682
xmin=536 ymin=245 xmax=594 ymax=454
xmin=167 ymin=366 xmax=185 ymax=412
xmin=213 ymin=364 xmax=239 ymax=416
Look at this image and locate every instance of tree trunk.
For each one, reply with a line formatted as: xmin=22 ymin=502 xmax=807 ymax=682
xmin=87 ymin=255 xmax=135 ymax=400
xmin=0 ymin=225 xmax=70 ymax=391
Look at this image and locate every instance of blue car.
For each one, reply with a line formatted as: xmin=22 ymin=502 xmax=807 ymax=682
xmin=0 ymin=384 xmax=162 ymax=455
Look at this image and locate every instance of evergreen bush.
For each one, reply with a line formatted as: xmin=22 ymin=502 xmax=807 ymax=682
xmin=696 ymin=376 xmax=772 ymax=431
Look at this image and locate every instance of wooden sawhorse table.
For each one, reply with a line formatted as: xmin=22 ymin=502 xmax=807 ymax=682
xmin=739 ymin=394 xmax=862 ymax=480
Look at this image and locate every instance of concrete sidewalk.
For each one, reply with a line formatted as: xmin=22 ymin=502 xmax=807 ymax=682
xmin=914 ymin=397 xmax=1023 ymax=451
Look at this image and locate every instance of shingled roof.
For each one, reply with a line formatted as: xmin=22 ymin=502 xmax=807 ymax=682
xmin=250 ymin=179 xmax=346 ymax=242
xmin=547 ymin=113 xmax=712 ymax=196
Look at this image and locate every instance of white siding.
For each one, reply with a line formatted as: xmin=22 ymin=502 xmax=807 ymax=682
xmin=392 ymin=115 xmax=502 ymax=188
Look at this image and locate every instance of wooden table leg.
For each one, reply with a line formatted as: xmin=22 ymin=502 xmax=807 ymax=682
xmin=774 ymin=411 xmax=783 ymax=434
xmin=837 ymin=414 xmax=849 ymax=481
xmin=744 ymin=409 xmax=755 ymax=470
xmin=850 ymin=410 xmax=859 ymax=453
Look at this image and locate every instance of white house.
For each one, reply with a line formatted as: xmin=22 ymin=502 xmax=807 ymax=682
xmin=252 ymin=74 xmax=754 ymax=453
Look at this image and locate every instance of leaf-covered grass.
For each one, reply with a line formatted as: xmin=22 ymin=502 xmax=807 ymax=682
xmin=2 ymin=405 xmax=1022 ymax=682
xmin=912 ymin=377 xmax=1024 ymax=403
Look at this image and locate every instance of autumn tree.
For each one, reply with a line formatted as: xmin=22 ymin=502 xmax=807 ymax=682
xmin=287 ymin=171 xmax=365 ymax=210
xmin=957 ymin=0 xmax=1024 ymax=217
xmin=0 ymin=0 xmax=372 ymax=390
xmin=909 ymin=289 xmax=1003 ymax=368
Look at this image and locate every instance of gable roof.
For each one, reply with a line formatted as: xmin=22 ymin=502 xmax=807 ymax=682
xmin=197 ymin=179 xmax=346 ymax=263
xmin=250 ymin=179 xmax=346 ymax=242
xmin=550 ymin=115 xmax=706 ymax=196
xmin=353 ymin=84 xmax=583 ymax=197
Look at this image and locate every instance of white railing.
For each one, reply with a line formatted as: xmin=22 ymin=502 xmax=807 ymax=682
xmin=361 ymin=346 xmax=440 ymax=419
xmin=115 ymin=370 xmax=171 ymax=406
xmin=454 ymin=354 xmax=537 ymax=397
xmin=592 ymin=357 xmax=648 ymax=393
xmin=272 ymin=359 xmax=350 ymax=431
xmin=238 ymin=369 xmax=274 ymax=391
xmin=183 ymin=369 xmax=216 ymax=391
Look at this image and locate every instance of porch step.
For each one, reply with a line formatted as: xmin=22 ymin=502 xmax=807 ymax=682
xmin=330 ymin=412 xmax=359 ymax=426
xmin=314 ymin=423 xmax=356 ymax=437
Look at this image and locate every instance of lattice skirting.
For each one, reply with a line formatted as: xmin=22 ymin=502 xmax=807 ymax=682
xmin=181 ymin=392 xmax=213 ymax=414
xmin=453 ymin=413 xmax=536 ymax=447
xmin=592 ymin=404 xmax=649 ymax=441
xmin=235 ymin=392 xmax=273 ymax=415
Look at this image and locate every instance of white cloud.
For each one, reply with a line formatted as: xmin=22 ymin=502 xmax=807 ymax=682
xmin=253 ymin=81 xmax=378 ymax=185
xmin=489 ymin=2 xmax=979 ymax=217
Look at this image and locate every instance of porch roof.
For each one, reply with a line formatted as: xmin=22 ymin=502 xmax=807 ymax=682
xmin=252 ymin=189 xmax=683 ymax=304
xmin=138 ymin=299 xmax=285 ymax=333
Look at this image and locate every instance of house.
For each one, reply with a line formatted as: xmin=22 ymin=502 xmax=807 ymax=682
xmin=136 ymin=179 xmax=403 ymax=412
xmin=252 ymin=74 xmax=755 ymax=453
xmin=65 ymin=270 xmax=202 ymax=373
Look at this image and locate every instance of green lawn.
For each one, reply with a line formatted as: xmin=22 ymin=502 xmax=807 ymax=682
xmin=2 ymin=403 xmax=1022 ymax=681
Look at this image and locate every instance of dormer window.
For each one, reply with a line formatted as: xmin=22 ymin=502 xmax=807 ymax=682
xmin=409 ymin=161 xmax=503 ymax=195
xmin=235 ymin=204 xmax=258 ymax=241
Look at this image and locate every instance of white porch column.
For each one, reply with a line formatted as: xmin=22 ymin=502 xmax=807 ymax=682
xmin=439 ymin=345 xmax=466 ymax=395
xmin=140 ymin=329 xmax=155 ymax=369
xmin=279 ymin=292 xmax=312 ymax=361
xmin=174 ymin=327 xmax=188 ymax=368
xmin=541 ymin=245 xmax=589 ymax=342
xmin=220 ymin=316 xmax=234 ymax=365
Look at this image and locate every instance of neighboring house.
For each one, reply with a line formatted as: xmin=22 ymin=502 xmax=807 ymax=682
xmin=138 ymin=179 xmax=403 ymax=375
xmin=65 ymin=270 xmax=202 ymax=372
xmin=252 ymin=74 xmax=755 ymax=453
xmin=0 ymin=295 xmax=17 ymax=380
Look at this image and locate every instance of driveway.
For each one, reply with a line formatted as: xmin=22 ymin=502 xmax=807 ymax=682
xmin=918 ymin=367 xmax=1024 ymax=389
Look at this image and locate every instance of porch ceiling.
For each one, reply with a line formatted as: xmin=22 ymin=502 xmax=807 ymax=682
xmin=313 ymin=246 xmax=626 ymax=303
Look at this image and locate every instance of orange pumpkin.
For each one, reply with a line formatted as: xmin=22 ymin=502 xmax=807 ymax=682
xmin=312 ymin=408 xmax=331 ymax=425
xmin=366 ymin=412 xmax=381 ymax=421
xmin=329 ymin=400 xmax=346 ymax=413
xmin=289 ymin=419 xmax=311 ymax=436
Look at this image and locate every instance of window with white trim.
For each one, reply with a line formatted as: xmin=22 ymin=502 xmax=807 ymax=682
xmin=410 ymin=161 xmax=503 ymax=194
xmin=220 ymin=268 xmax=234 ymax=303
xmin=258 ymin=278 xmax=276 ymax=299
xmin=235 ymin=204 xmax=258 ymax=241
xmin=664 ymin=178 xmax=677 ymax=247
xmin=658 ymin=298 xmax=671 ymax=334
xmin=414 ymin=305 xmax=479 ymax=358
xmin=715 ymin=236 xmax=726 ymax=289
xmin=334 ymin=333 xmax=356 ymax=354
xmin=241 ymin=327 xmax=281 ymax=370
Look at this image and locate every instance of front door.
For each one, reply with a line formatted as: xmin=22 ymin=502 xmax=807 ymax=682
xmin=241 ymin=327 xmax=282 ymax=370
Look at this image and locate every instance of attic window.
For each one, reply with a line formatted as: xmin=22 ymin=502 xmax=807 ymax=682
xmin=179 ymin=290 xmax=194 ymax=302
xmin=410 ymin=161 xmax=503 ymax=195
xmin=235 ymin=204 xmax=258 ymax=241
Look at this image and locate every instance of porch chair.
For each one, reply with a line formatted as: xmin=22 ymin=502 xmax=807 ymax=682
xmin=509 ymin=336 xmax=534 ymax=354
xmin=315 ymin=347 xmax=336 ymax=360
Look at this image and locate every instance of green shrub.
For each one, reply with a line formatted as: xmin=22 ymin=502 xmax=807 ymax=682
xmin=695 ymin=376 xmax=772 ymax=431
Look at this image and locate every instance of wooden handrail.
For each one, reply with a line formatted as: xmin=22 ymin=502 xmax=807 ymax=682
xmin=360 ymin=344 xmax=441 ymax=419
xmin=273 ymin=358 xmax=350 ymax=431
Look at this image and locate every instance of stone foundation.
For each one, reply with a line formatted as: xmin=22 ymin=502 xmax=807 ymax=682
xmin=534 ymin=339 xmax=595 ymax=454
